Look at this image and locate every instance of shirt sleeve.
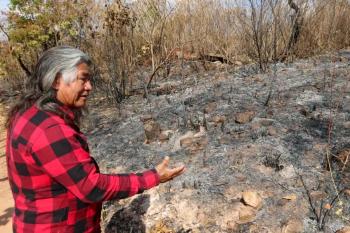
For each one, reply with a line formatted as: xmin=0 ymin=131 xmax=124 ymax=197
xmin=30 ymin=123 xmax=160 ymax=203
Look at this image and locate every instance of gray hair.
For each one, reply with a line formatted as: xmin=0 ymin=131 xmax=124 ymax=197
xmin=36 ymin=46 xmax=92 ymax=91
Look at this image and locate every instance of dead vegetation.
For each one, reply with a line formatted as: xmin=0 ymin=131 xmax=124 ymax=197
xmin=1 ymin=0 xmax=350 ymax=103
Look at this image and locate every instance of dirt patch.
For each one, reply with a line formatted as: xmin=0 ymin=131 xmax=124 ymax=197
xmin=0 ymin=103 xmax=13 ymax=233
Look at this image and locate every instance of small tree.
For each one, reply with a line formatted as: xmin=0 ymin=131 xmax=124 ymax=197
xmin=2 ymin=0 xmax=90 ymax=88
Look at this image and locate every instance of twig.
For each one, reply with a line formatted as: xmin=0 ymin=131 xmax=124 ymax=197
xmin=146 ymin=47 xmax=178 ymax=89
xmin=0 ymin=23 xmax=9 ymax=40
xmin=320 ymin=188 xmax=346 ymax=229
xmin=298 ymin=174 xmax=320 ymax=223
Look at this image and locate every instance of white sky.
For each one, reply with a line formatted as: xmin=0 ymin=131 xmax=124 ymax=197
xmin=0 ymin=0 xmax=9 ymax=12
xmin=0 ymin=0 xmax=8 ymax=41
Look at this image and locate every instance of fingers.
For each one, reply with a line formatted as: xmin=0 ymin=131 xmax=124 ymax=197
xmin=162 ymin=156 xmax=170 ymax=167
xmin=172 ymin=165 xmax=185 ymax=174
xmin=168 ymin=165 xmax=185 ymax=178
xmin=156 ymin=156 xmax=185 ymax=183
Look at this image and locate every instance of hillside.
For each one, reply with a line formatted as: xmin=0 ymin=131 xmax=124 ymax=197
xmin=84 ymin=50 xmax=350 ymax=232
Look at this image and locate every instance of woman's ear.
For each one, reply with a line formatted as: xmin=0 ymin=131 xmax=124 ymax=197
xmin=53 ymin=74 xmax=62 ymax=90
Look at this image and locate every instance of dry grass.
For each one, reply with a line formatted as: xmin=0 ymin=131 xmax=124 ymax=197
xmin=1 ymin=0 xmax=350 ymax=99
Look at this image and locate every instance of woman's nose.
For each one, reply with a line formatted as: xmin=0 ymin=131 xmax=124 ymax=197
xmin=85 ymin=80 xmax=92 ymax=91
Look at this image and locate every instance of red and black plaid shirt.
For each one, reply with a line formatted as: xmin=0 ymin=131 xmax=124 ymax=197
xmin=6 ymin=104 xmax=159 ymax=233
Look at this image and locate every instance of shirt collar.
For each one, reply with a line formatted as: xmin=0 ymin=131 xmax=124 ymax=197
xmin=54 ymin=98 xmax=75 ymax=121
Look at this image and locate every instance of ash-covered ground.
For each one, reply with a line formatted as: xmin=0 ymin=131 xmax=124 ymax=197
xmin=85 ymin=50 xmax=350 ymax=233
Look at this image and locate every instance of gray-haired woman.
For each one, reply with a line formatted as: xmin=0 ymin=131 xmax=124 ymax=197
xmin=6 ymin=46 xmax=184 ymax=233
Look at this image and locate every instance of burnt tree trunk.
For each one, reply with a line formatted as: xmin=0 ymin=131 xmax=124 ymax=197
xmin=17 ymin=55 xmax=32 ymax=77
xmin=281 ymin=0 xmax=303 ymax=61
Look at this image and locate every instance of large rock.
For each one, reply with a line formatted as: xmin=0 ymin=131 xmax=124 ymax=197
xmin=180 ymin=135 xmax=208 ymax=154
xmin=238 ymin=205 xmax=257 ymax=224
xmin=344 ymin=189 xmax=350 ymax=197
xmin=216 ymin=207 xmax=240 ymax=231
xmin=242 ymin=191 xmax=263 ymax=209
xmin=343 ymin=121 xmax=350 ymax=129
xmin=204 ymin=102 xmax=217 ymax=113
xmin=158 ymin=130 xmax=174 ymax=142
xmin=173 ymin=127 xmax=208 ymax=154
xmin=143 ymin=119 xmax=161 ymax=142
xmin=336 ymin=226 xmax=350 ymax=233
xmin=281 ymin=219 xmax=303 ymax=233
xmin=210 ymin=115 xmax=226 ymax=125
xmin=235 ymin=111 xmax=255 ymax=124
xmin=267 ymin=126 xmax=278 ymax=136
xmin=342 ymin=97 xmax=350 ymax=112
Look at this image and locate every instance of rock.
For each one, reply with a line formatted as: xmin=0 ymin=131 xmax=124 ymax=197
xmin=178 ymin=127 xmax=208 ymax=154
xmin=143 ymin=119 xmax=161 ymax=142
xmin=234 ymin=60 xmax=243 ymax=66
xmin=180 ymin=135 xmax=208 ymax=154
xmin=281 ymin=219 xmax=303 ymax=233
xmin=235 ymin=173 xmax=247 ymax=182
xmin=251 ymin=122 xmax=261 ymax=130
xmin=235 ymin=111 xmax=255 ymax=124
xmin=189 ymin=111 xmax=206 ymax=130
xmin=267 ymin=126 xmax=277 ymax=136
xmin=173 ymin=131 xmax=194 ymax=151
xmin=337 ymin=149 xmax=350 ymax=168
xmin=219 ymin=135 xmax=231 ymax=144
xmin=216 ymin=207 xmax=240 ymax=231
xmin=279 ymin=165 xmax=296 ymax=179
xmin=204 ymin=102 xmax=217 ymax=113
xmin=226 ymin=220 xmax=238 ymax=231
xmin=180 ymin=137 xmax=195 ymax=147
xmin=197 ymin=211 xmax=210 ymax=225
xmin=277 ymin=198 xmax=289 ymax=206
xmin=255 ymin=118 xmax=274 ymax=126
xmin=176 ymin=200 xmax=199 ymax=225
xmin=342 ymin=97 xmax=350 ymax=112
xmin=282 ymin=194 xmax=297 ymax=201
xmin=158 ymin=133 xmax=168 ymax=141
xmin=211 ymin=115 xmax=226 ymax=125
xmin=242 ymin=191 xmax=263 ymax=209
xmin=150 ymin=221 xmax=174 ymax=233
xmin=344 ymin=189 xmax=350 ymax=197
xmin=310 ymin=191 xmax=327 ymax=201
xmin=140 ymin=114 xmax=154 ymax=122
xmin=159 ymin=130 xmax=173 ymax=141
xmin=343 ymin=121 xmax=350 ymax=129
xmin=224 ymin=186 xmax=243 ymax=201
xmin=248 ymin=224 xmax=277 ymax=233
xmin=336 ymin=226 xmax=350 ymax=233
xmin=323 ymin=203 xmax=331 ymax=209
xmin=194 ymin=126 xmax=206 ymax=137
xmin=238 ymin=205 xmax=257 ymax=224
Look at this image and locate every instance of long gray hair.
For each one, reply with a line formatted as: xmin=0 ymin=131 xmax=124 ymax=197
xmin=6 ymin=46 xmax=92 ymax=128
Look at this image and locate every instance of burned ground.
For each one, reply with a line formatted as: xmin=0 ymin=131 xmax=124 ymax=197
xmin=85 ymin=50 xmax=350 ymax=233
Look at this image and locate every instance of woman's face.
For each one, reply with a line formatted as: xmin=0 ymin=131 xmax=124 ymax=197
xmin=55 ymin=63 xmax=92 ymax=108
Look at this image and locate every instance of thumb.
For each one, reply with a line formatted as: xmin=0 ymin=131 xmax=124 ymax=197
xmin=162 ymin=156 xmax=170 ymax=167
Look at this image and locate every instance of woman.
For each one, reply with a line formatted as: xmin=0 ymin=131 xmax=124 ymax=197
xmin=6 ymin=46 xmax=184 ymax=233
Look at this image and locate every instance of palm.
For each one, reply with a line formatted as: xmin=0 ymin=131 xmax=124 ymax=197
xmin=156 ymin=156 xmax=185 ymax=183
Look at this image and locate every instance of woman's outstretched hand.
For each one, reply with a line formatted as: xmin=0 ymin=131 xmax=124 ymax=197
xmin=155 ymin=156 xmax=185 ymax=183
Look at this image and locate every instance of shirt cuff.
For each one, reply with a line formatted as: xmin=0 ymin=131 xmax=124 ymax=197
xmin=139 ymin=168 xmax=160 ymax=190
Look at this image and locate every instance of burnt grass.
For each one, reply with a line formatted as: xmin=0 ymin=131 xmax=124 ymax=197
xmin=84 ymin=50 xmax=350 ymax=233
